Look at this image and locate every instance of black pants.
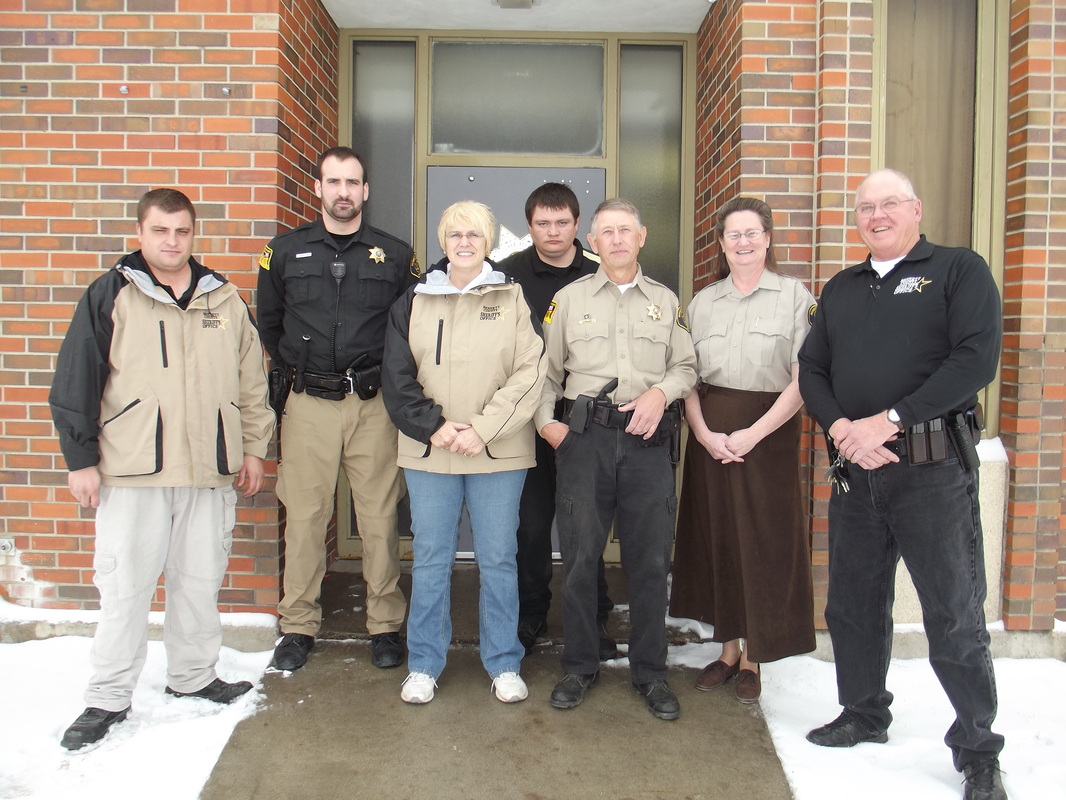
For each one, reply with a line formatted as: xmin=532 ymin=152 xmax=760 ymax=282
xmin=554 ymin=424 xmax=676 ymax=683
xmin=517 ymin=435 xmax=613 ymax=624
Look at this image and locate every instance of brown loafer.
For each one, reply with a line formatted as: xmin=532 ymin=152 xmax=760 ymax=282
xmin=735 ymin=668 xmax=761 ymax=704
xmin=695 ymin=659 xmax=740 ymax=691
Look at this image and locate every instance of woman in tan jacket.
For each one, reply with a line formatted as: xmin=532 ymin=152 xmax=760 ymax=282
xmin=383 ymin=201 xmax=546 ymax=705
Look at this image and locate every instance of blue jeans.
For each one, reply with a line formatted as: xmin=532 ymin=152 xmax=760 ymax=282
xmin=826 ymin=454 xmax=1005 ymax=770
xmin=404 ymin=468 xmax=526 ymax=680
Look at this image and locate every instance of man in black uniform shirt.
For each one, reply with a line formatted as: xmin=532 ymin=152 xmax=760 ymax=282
xmin=497 ymin=183 xmax=616 ymax=661
xmin=798 ymin=169 xmax=1007 ymax=800
xmin=257 ymin=147 xmax=419 ymax=672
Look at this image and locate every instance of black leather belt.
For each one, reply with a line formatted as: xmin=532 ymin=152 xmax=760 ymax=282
xmin=562 ymin=398 xmax=632 ymax=429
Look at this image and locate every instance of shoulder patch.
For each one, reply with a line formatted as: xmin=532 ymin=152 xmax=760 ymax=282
xmin=807 ymin=303 xmax=817 ymax=326
xmin=258 ymin=245 xmax=272 ymax=271
xmin=676 ymin=307 xmax=689 ymax=332
xmin=544 ymin=300 xmax=557 ymax=325
xmin=410 ymin=253 xmax=423 ymax=278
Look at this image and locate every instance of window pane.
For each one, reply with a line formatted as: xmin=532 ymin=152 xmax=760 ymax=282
xmin=619 ymin=45 xmax=683 ymax=293
xmin=431 ymin=42 xmax=604 ymax=156
xmin=352 ymin=41 xmax=416 ymax=243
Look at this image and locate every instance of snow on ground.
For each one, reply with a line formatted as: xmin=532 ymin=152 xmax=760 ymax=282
xmin=1 ymin=597 xmax=1062 ymax=799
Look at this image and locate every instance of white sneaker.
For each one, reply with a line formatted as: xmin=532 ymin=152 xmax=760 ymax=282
xmin=400 ymin=672 xmax=436 ymax=704
xmin=492 ymin=672 xmax=528 ymax=703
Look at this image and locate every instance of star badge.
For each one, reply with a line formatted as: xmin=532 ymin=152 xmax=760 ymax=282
xmin=369 ymin=246 xmax=386 ymax=264
xmin=646 ymin=304 xmax=662 ymax=321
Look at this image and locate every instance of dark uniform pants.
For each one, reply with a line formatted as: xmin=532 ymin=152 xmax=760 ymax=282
xmin=826 ymin=454 xmax=1005 ymax=770
xmin=554 ymin=424 xmax=676 ymax=684
xmin=517 ymin=435 xmax=613 ymax=624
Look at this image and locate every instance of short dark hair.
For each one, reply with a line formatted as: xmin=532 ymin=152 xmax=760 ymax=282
xmin=524 ymin=182 xmax=580 ymax=225
xmin=713 ymin=196 xmax=778 ymax=279
xmin=315 ymin=147 xmax=368 ymax=183
xmin=137 ymin=188 xmax=196 ymax=226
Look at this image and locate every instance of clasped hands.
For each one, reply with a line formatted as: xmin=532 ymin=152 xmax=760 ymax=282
xmin=829 ymin=412 xmax=901 ymax=470
xmin=431 ymin=420 xmax=484 ymax=457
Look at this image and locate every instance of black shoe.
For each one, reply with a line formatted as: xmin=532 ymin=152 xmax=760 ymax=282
xmin=370 ymin=631 xmax=405 ymax=669
xmin=61 ymin=706 xmax=130 ymax=751
xmin=806 ymin=710 xmax=889 ymax=747
xmin=518 ymin=618 xmax=547 ymax=657
xmin=633 ymin=679 xmax=681 ymax=720
xmin=165 ymin=678 xmax=253 ymax=704
xmin=597 ymin=623 xmax=619 ymax=661
xmin=963 ymin=758 xmax=1007 ymax=800
xmin=550 ymin=672 xmax=599 ymax=709
xmin=272 ymin=632 xmax=315 ymax=671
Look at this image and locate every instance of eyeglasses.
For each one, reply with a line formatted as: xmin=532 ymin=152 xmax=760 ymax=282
xmin=446 ymin=231 xmax=484 ymax=242
xmin=723 ymin=229 xmax=765 ymax=242
xmin=855 ymin=198 xmax=916 ymax=218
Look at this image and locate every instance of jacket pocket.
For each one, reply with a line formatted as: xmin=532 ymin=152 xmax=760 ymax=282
xmin=398 ymin=432 xmax=432 ymax=459
xmin=216 ymin=401 xmax=244 ymax=475
xmin=99 ymin=393 xmax=163 ymax=477
xmin=565 ymin=321 xmax=610 ymax=369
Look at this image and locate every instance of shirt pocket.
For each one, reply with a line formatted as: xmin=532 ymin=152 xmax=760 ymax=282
xmin=283 ymin=259 xmax=324 ymax=305
xmin=566 ymin=321 xmax=611 ymax=370
xmin=632 ymin=320 xmax=670 ymax=373
xmin=693 ymin=315 xmax=730 ymax=372
xmin=357 ymin=261 xmax=400 ymax=310
xmin=98 ymin=390 xmax=163 ymax=477
xmin=747 ymin=315 xmax=792 ymax=367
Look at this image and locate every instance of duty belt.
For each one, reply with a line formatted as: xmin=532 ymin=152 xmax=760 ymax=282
xmin=562 ymin=397 xmax=632 ymax=429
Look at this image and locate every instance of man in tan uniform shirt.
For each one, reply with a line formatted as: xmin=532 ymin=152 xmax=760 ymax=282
xmin=535 ymin=198 xmax=696 ymax=720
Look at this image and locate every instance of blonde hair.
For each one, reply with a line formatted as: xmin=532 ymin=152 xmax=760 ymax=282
xmin=437 ymin=201 xmax=497 ymax=252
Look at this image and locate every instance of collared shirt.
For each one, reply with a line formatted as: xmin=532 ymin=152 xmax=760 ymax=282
xmin=497 ymin=239 xmax=600 ymax=319
xmin=256 ymin=217 xmax=418 ymax=373
xmin=798 ymin=235 xmax=1002 ymax=429
xmin=688 ymin=269 xmax=815 ymax=393
xmin=535 ymin=265 xmax=697 ymax=430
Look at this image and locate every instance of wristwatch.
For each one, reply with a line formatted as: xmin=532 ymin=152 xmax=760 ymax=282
xmin=887 ymin=408 xmax=902 ymax=427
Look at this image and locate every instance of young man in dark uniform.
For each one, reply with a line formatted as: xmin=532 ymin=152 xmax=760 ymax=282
xmin=798 ymin=168 xmax=1007 ymax=800
xmin=257 ymin=147 xmax=419 ymax=672
xmin=497 ymin=183 xmax=617 ymax=661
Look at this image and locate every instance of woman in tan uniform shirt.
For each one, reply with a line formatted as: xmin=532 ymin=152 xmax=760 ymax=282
xmin=670 ymin=196 xmax=816 ymax=703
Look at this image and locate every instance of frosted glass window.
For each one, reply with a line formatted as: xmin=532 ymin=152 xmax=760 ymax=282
xmin=431 ymin=42 xmax=604 ymax=156
xmin=619 ymin=45 xmax=683 ymax=293
xmin=352 ymin=41 xmax=416 ymax=243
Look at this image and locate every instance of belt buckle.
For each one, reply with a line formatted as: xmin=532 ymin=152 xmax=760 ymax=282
xmin=343 ymin=373 xmax=356 ymax=395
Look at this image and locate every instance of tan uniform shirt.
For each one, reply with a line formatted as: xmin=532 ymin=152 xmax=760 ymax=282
xmin=688 ymin=270 xmax=815 ymax=393
xmin=535 ymin=266 xmax=697 ymax=430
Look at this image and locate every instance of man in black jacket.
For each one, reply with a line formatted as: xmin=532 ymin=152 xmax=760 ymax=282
xmin=497 ymin=183 xmax=617 ymax=661
xmin=798 ymin=169 xmax=1007 ymax=800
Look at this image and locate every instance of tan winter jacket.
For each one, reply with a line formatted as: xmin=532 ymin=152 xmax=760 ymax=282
xmin=383 ymin=264 xmax=546 ymax=474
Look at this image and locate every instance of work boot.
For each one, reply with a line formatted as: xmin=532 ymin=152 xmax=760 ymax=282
xmin=166 ymin=678 xmax=253 ymax=704
xmin=272 ymin=632 xmax=315 ymax=671
xmin=61 ymin=706 xmax=130 ymax=751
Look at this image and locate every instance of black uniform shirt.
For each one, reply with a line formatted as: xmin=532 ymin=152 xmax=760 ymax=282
xmin=497 ymin=239 xmax=600 ymax=319
xmin=256 ymin=217 xmax=418 ymax=373
xmin=798 ymin=235 xmax=1001 ymax=430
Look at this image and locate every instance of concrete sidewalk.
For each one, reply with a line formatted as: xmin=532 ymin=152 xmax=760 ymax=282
xmin=201 ymin=565 xmax=794 ymax=800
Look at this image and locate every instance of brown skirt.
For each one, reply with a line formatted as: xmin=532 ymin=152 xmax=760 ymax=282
xmin=669 ymin=383 xmax=815 ymax=663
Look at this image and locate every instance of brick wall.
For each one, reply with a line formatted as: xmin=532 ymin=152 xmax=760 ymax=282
xmin=0 ymin=0 xmax=338 ymax=614
xmin=999 ymin=0 xmax=1065 ymax=628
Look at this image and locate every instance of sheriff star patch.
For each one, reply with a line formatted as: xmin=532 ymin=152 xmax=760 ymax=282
xmin=894 ymin=276 xmax=932 ymax=295
xmin=369 ymin=246 xmax=386 ymax=264
xmin=676 ymin=307 xmax=689 ymax=332
xmin=544 ymin=300 xmax=557 ymax=325
xmin=258 ymin=245 xmax=272 ymax=270
xmin=202 ymin=311 xmax=228 ymax=330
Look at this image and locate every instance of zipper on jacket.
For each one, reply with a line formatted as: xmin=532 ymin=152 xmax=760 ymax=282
xmin=435 ymin=319 xmax=444 ymax=366
xmin=158 ymin=321 xmax=169 ymax=368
